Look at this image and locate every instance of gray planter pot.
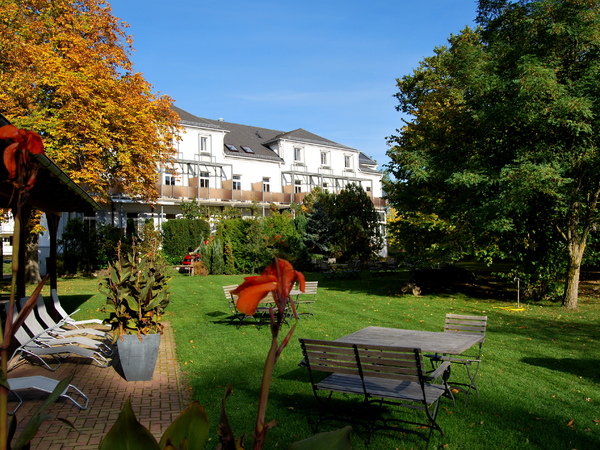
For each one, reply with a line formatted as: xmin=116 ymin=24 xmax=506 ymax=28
xmin=116 ymin=333 xmax=161 ymax=381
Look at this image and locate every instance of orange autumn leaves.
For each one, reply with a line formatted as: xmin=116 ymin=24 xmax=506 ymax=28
xmin=0 ymin=124 xmax=44 ymax=190
xmin=232 ymin=259 xmax=305 ymax=316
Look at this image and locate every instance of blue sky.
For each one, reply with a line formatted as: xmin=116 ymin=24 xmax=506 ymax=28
xmin=109 ymin=0 xmax=478 ymax=167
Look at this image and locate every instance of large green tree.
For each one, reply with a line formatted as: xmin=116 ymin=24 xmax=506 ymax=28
xmin=0 ymin=0 xmax=180 ymax=200
xmin=303 ymin=185 xmax=383 ymax=262
xmin=386 ymin=0 xmax=600 ymax=308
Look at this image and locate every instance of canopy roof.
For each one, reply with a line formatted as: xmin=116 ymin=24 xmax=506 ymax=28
xmin=0 ymin=114 xmax=99 ymax=215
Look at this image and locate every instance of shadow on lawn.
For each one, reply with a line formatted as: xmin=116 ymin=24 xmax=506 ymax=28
xmin=521 ymin=357 xmax=600 ymax=383
xmin=54 ymin=293 xmax=95 ymax=312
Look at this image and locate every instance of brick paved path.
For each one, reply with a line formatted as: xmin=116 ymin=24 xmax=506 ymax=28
xmin=6 ymin=322 xmax=184 ymax=449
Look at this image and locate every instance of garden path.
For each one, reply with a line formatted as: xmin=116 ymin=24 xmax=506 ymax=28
xmin=7 ymin=322 xmax=185 ymax=449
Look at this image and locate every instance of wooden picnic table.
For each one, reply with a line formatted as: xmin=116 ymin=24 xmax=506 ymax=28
xmin=336 ymin=326 xmax=483 ymax=355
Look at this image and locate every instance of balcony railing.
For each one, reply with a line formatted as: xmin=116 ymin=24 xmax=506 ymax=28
xmin=155 ymin=183 xmax=385 ymax=207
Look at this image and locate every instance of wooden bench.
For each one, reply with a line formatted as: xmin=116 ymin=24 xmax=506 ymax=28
xmin=298 ymin=338 xmax=450 ymax=444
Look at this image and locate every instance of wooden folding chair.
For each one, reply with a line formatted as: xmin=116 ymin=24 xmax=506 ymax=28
xmin=432 ymin=314 xmax=487 ymax=403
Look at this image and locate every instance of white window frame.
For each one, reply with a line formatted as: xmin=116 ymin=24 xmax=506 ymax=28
xmin=200 ymin=171 xmax=210 ymax=188
xmin=294 ymin=179 xmax=302 ymax=194
xmin=232 ymin=175 xmax=241 ymax=191
xmin=294 ymin=147 xmax=303 ymax=162
xmin=263 ymin=177 xmax=271 ymax=192
xmin=344 ymin=154 xmax=353 ymax=169
xmin=320 ymin=151 xmax=329 ymax=166
xmin=165 ymin=173 xmax=177 ymax=185
xmin=199 ymin=135 xmax=210 ymax=153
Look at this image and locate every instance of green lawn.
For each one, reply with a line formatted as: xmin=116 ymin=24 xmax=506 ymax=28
xmin=23 ymin=269 xmax=600 ymax=449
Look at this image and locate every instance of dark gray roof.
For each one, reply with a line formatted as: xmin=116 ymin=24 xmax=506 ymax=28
xmin=358 ymin=154 xmax=381 ymax=174
xmin=172 ymin=106 xmax=378 ymax=170
xmin=264 ymin=128 xmax=355 ymax=150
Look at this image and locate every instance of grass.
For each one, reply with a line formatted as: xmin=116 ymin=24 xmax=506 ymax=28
xmin=13 ymin=268 xmax=600 ymax=449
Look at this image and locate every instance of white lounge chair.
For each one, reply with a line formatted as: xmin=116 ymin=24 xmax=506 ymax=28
xmin=8 ymin=325 xmax=109 ymax=371
xmin=5 ymin=303 xmax=110 ymax=371
xmin=51 ymin=289 xmax=106 ymax=328
xmin=33 ymin=294 xmax=110 ymax=340
xmin=8 ymin=375 xmax=89 ymax=414
xmin=19 ymin=297 xmax=113 ymax=356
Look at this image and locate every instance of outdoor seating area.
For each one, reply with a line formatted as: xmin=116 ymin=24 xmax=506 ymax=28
xmin=297 ymin=319 xmax=487 ymax=444
xmin=299 ymin=339 xmax=449 ymax=445
xmin=224 ymin=281 xmax=320 ymax=326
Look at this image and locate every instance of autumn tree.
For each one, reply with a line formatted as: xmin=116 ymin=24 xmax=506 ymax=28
xmin=0 ymin=0 xmax=181 ymax=201
xmin=386 ymin=0 xmax=600 ymax=308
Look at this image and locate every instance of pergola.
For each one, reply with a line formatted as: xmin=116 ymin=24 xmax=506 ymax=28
xmin=0 ymin=114 xmax=100 ymax=299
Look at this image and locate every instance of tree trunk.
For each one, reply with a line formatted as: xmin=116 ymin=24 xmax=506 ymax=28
xmin=562 ymin=239 xmax=586 ymax=309
xmin=25 ymin=232 xmax=41 ymax=284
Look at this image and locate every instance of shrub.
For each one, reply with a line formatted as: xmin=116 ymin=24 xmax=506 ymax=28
xmin=161 ymin=218 xmax=210 ymax=264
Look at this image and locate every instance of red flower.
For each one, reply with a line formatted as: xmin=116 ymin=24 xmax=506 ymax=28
xmin=232 ymin=259 xmax=305 ymax=316
xmin=0 ymin=124 xmax=45 ymax=189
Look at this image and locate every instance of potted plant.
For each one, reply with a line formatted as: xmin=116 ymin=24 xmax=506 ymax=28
xmin=100 ymin=241 xmax=171 ymax=381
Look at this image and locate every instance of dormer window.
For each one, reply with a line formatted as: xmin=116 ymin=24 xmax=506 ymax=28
xmin=225 ymin=144 xmax=238 ymax=151
xmin=241 ymin=146 xmax=254 ymax=153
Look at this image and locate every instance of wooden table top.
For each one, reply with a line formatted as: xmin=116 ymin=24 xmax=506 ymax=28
xmin=336 ymin=326 xmax=483 ymax=355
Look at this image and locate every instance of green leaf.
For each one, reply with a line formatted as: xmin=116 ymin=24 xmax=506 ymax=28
xmin=288 ymin=426 xmax=353 ymax=450
xmin=99 ymin=398 xmax=160 ymax=450
xmin=158 ymin=401 xmax=209 ymax=450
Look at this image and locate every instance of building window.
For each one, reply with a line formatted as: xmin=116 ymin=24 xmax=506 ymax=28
xmin=233 ymin=175 xmax=241 ymax=190
xmin=322 ymin=182 xmax=329 ymax=188
xmin=320 ymin=151 xmax=328 ymax=165
xmin=344 ymin=155 xmax=352 ymax=168
xmin=366 ymin=186 xmax=371 ymax=192
xmin=165 ymin=174 xmax=176 ymax=185
xmin=225 ymin=144 xmax=238 ymax=151
xmin=294 ymin=147 xmax=302 ymax=162
xmin=200 ymin=171 xmax=209 ymax=188
xmin=294 ymin=180 xmax=302 ymax=194
xmin=263 ymin=177 xmax=270 ymax=192
xmin=199 ymin=135 xmax=209 ymax=152
xmin=241 ymin=145 xmax=254 ymax=153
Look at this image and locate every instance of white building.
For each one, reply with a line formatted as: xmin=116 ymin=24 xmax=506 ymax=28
xmin=105 ymin=106 xmax=386 ymax=228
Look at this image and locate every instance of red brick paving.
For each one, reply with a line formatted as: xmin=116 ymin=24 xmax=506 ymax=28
xmin=7 ymin=322 xmax=185 ymax=449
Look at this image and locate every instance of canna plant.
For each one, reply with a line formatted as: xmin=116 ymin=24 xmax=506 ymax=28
xmin=100 ymin=241 xmax=171 ymax=342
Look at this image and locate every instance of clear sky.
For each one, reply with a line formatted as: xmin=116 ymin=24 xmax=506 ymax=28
xmin=108 ymin=0 xmax=478 ymax=167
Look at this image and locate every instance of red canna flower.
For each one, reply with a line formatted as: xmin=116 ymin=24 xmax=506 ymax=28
xmin=0 ymin=124 xmax=45 ymax=190
xmin=232 ymin=258 xmax=305 ymax=316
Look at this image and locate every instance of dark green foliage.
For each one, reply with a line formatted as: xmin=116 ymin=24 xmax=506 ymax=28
xmin=97 ymin=223 xmax=127 ymax=268
xmin=334 ymin=184 xmax=383 ymax=261
xmin=223 ymin=239 xmax=236 ymax=275
xmin=263 ymin=209 xmax=306 ymax=262
xmin=200 ymin=238 xmax=225 ymax=275
xmin=58 ymin=218 xmax=125 ymax=273
xmin=180 ymin=198 xmax=202 ymax=219
xmin=303 ymin=184 xmax=383 ymax=262
xmin=161 ymin=218 xmax=210 ymax=265
xmin=386 ymin=0 xmax=600 ymax=307
xmin=58 ymin=218 xmax=96 ymax=274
